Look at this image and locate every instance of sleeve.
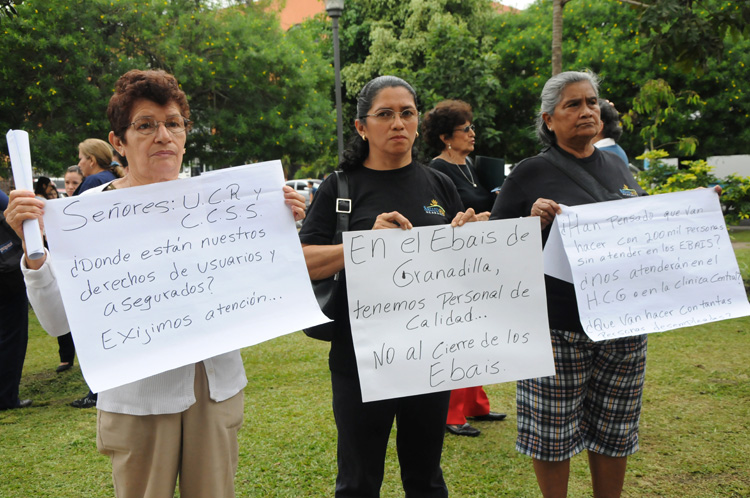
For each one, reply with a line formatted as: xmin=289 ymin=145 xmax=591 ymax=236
xmin=490 ymin=175 xmax=532 ymax=221
xmin=21 ymin=249 xmax=71 ymax=337
xmin=428 ymin=159 xmax=450 ymax=176
xmin=77 ymin=176 xmax=102 ymax=194
xmin=298 ymin=174 xmax=338 ymax=246
xmin=427 ymin=167 xmax=464 ymax=217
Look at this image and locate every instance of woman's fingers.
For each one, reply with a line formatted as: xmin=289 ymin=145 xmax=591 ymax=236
xmin=373 ymin=211 xmax=412 ymax=230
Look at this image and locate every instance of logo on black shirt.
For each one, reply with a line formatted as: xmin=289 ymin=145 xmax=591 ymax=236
xmin=423 ymin=199 xmax=446 ymax=217
xmin=620 ymin=185 xmax=638 ymax=197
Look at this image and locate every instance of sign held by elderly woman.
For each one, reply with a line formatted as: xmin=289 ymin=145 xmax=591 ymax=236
xmin=544 ymin=188 xmax=750 ymax=341
xmin=343 ymin=218 xmax=554 ymax=402
xmin=42 ymin=161 xmax=328 ymax=392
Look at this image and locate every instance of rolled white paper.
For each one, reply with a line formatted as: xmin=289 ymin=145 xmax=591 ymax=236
xmin=6 ymin=129 xmax=45 ymax=260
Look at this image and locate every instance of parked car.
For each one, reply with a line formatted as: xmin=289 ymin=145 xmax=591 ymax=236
xmin=285 ymin=179 xmax=321 ymax=208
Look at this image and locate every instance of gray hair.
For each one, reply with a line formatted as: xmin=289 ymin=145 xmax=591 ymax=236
xmin=535 ymin=70 xmax=600 ymax=146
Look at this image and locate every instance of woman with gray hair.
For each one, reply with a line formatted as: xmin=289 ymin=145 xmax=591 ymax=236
xmin=490 ymin=70 xmax=646 ymax=497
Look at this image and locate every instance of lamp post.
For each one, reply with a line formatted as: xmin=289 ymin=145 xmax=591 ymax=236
xmin=325 ymin=0 xmax=345 ymax=164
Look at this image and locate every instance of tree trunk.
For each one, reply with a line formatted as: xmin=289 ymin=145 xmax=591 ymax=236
xmin=551 ymin=0 xmax=566 ymax=75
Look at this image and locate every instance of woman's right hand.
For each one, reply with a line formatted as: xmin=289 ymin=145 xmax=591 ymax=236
xmin=372 ymin=211 xmax=413 ymax=230
xmin=530 ymin=197 xmax=561 ymax=230
xmin=4 ymin=190 xmax=46 ymax=269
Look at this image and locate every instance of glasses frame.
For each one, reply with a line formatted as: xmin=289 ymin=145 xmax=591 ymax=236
xmin=126 ymin=116 xmax=192 ymax=136
xmin=359 ymin=109 xmax=421 ymax=122
xmin=454 ymin=124 xmax=476 ymax=133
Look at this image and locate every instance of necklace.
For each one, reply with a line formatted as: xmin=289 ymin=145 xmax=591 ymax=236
xmin=441 ymin=156 xmax=476 ymax=187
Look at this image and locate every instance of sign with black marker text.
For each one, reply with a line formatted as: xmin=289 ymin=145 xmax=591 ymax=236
xmin=343 ymin=218 xmax=555 ymax=402
xmin=43 ymin=161 xmax=328 ymax=392
xmin=544 ymin=189 xmax=750 ymax=341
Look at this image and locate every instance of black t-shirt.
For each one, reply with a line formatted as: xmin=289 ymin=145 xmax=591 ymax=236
xmin=490 ymin=145 xmax=645 ymax=333
xmin=428 ymin=158 xmax=495 ymax=213
xmin=299 ymin=162 xmax=464 ymax=374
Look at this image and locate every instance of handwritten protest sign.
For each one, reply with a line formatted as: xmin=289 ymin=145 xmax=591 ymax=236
xmin=43 ymin=161 xmax=328 ymax=392
xmin=343 ymin=219 xmax=554 ymax=402
xmin=544 ymin=189 xmax=750 ymax=341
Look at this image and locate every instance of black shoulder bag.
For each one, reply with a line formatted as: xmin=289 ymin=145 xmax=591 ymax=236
xmin=303 ymin=171 xmax=351 ymax=341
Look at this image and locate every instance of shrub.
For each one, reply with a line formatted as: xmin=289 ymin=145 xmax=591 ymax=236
xmin=636 ymin=150 xmax=750 ymax=226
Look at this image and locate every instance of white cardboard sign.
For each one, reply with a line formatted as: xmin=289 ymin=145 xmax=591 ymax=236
xmin=343 ymin=219 xmax=555 ymax=402
xmin=43 ymin=161 xmax=328 ymax=392
xmin=544 ymin=189 xmax=750 ymax=341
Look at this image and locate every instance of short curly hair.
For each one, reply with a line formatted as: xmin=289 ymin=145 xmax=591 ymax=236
xmin=107 ymin=69 xmax=191 ymax=142
xmin=421 ymin=100 xmax=473 ymax=153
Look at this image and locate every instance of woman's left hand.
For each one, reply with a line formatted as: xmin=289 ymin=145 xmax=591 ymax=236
xmin=282 ymin=185 xmax=306 ymax=221
xmin=450 ymin=208 xmax=478 ymax=227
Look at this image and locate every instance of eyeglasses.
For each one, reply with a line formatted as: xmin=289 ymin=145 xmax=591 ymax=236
xmin=360 ymin=109 xmax=420 ymax=123
xmin=454 ymin=124 xmax=476 ymax=133
xmin=128 ymin=116 xmax=191 ymax=135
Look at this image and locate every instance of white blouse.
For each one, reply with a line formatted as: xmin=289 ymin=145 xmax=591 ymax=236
xmin=21 ymin=181 xmax=247 ymax=415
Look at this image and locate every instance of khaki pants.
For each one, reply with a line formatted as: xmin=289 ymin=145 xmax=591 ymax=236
xmin=97 ymin=363 xmax=244 ymax=498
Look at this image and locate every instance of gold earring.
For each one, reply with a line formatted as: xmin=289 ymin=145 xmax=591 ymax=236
xmin=361 ymin=135 xmax=367 ymax=142
xmin=416 ymin=131 xmax=420 ymax=138
xmin=448 ymin=144 xmax=452 ymax=149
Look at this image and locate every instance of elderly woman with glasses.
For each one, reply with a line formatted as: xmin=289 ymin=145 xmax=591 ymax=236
xmin=422 ymin=100 xmax=495 ymax=223
xmin=4 ymin=69 xmax=306 ymax=498
xmin=300 ymin=76 xmax=477 ymax=497
xmin=422 ymin=100 xmax=506 ymax=438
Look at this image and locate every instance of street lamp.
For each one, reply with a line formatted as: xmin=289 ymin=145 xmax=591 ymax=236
xmin=325 ymin=0 xmax=345 ymax=164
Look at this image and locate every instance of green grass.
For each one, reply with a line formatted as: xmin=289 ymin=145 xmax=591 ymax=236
xmin=728 ymin=228 xmax=750 ymax=244
xmin=3 ymin=270 xmax=750 ymax=496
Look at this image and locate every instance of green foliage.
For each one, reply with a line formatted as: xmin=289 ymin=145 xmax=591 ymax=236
xmin=3 ymin=310 xmax=750 ymax=496
xmin=622 ymin=78 xmax=700 ymax=156
xmin=637 ymin=149 xmax=750 ymax=226
xmin=638 ymin=0 xmax=750 ymax=74
xmin=0 ymin=0 xmax=336 ymax=177
xmin=719 ymin=173 xmax=750 ymax=225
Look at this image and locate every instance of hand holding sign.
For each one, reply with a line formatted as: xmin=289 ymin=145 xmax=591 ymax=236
xmin=42 ymin=161 xmax=328 ymax=392
xmin=344 ymin=218 xmax=554 ymax=402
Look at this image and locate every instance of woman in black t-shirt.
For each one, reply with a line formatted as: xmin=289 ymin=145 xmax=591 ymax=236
xmin=300 ymin=76 xmax=476 ymax=498
xmin=491 ymin=70 xmax=647 ymax=498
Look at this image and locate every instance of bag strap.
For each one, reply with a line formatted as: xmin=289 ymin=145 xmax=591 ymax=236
xmin=332 ymin=170 xmax=350 ymax=244
xmin=539 ymin=146 xmax=623 ymax=202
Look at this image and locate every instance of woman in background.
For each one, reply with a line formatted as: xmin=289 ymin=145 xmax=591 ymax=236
xmin=34 ymin=176 xmax=58 ymax=200
xmin=422 ymin=99 xmax=505 ymax=437
xmin=74 ymin=138 xmax=123 ymax=195
xmin=63 ymin=165 xmax=84 ymax=197
xmin=54 ymin=165 xmax=85 ymax=373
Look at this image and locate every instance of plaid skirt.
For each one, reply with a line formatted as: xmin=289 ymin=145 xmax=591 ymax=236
xmin=516 ymin=329 xmax=648 ymax=461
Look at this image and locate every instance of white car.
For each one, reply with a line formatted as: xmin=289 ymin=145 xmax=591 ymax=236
xmin=285 ymin=179 xmax=321 ymax=208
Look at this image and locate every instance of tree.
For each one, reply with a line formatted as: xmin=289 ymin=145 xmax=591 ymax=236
xmin=0 ymin=0 xmax=336 ymax=177
xmin=621 ymin=78 xmax=701 ymax=156
xmin=551 ymin=0 xmax=572 ymax=75
xmin=633 ymin=0 xmax=750 ymax=73
xmin=336 ymin=0 xmax=502 ymax=155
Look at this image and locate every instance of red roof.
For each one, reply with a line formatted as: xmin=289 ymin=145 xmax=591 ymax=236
xmin=274 ymin=0 xmax=519 ymax=30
